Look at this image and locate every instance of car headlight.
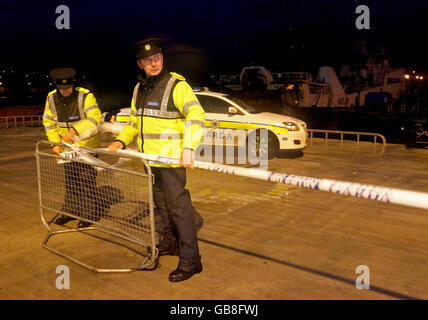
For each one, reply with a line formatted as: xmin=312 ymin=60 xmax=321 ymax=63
xmin=283 ymin=121 xmax=299 ymax=131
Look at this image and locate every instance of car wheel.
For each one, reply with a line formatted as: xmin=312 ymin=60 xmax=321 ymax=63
xmin=247 ymin=129 xmax=278 ymax=160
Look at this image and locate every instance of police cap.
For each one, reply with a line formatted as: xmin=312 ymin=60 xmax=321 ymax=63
xmin=50 ymin=67 xmax=76 ymax=89
xmin=133 ymin=37 xmax=163 ymax=60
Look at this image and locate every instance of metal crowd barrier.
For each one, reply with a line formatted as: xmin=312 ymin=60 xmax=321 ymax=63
xmin=35 ymin=140 xmax=158 ymax=272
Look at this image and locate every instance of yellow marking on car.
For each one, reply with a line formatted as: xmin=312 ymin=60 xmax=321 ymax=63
xmin=204 ymin=120 xmax=288 ymax=134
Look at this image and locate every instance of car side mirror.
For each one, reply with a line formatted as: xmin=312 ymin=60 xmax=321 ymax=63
xmin=228 ymin=106 xmax=238 ymax=114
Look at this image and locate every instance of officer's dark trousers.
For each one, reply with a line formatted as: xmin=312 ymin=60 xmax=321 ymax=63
xmin=152 ymin=167 xmax=201 ymax=271
xmin=63 ymin=161 xmax=99 ymax=221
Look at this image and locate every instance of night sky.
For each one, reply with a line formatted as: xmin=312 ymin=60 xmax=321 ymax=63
xmin=1 ymin=0 xmax=427 ymax=108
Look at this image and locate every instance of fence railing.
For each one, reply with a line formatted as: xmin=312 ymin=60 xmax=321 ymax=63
xmin=0 ymin=115 xmax=43 ymax=128
xmin=307 ymin=129 xmax=387 ymax=154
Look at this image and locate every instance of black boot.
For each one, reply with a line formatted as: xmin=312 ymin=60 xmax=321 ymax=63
xmin=168 ymin=263 xmax=203 ymax=282
xmin=77 ymin=220 xmax=93 ymax=228
xmin=54 ymin=215 xmax=76 ymax=226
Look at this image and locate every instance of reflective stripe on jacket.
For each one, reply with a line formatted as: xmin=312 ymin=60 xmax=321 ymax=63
xmin=42 ymin=87 xmax=101 ymax=148
xmin=116 ymin=72 xmax=206 ymax=167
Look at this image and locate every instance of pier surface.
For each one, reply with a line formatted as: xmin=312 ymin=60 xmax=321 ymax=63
xmin=1 ymin=127 xmax=427 ymax=300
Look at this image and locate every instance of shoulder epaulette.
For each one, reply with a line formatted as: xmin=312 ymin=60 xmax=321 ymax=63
xmin=170 ymin=72 xmax=185 ymax=81
xmin=75 ymin=87 xmax=90 ymax=93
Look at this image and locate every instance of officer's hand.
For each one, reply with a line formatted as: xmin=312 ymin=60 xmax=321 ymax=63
xmin=52 ymin=145 xmax=63 ymax=155
xmin=107 ymin=141 xmax=124 ymax=153
xmin=62 ymin=128 xmax=77 ymax=143
xmin=180 ymin=148 xmax=195 ymax=169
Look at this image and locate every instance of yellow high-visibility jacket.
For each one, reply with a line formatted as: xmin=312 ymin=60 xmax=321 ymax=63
xmin=116 ymin=72 xmax=206 ymax=167
xmin=42 ymin=87 xmax=101 ymax=148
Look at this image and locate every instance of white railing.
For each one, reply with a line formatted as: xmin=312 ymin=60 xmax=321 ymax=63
xmin=307 ymin=129 xmax=386 ymax=145
xmin=271 ymin=72 xmax=312 ymax=82
xmin=307 ymin=129 xmax=387 ymax=154
xmin=0 ymin=115 xmax=43 ymax=128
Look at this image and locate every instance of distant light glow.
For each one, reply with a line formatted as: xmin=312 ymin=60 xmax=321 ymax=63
xmin=404 ymin=74 xmax=410 ymax=79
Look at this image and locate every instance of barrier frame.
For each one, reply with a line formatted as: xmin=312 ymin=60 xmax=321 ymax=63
xmin=35 ymin=140 xmax=158 ymax=273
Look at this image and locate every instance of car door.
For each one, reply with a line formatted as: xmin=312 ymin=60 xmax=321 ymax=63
xmin=197 ymin=94 xmax=248 ymax=147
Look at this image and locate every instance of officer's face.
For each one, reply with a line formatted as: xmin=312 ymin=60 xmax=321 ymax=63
xmin=59 ymin=86 xmax=73 ymax=97
xmin=137 ymin=53 xmax=163 ymax=77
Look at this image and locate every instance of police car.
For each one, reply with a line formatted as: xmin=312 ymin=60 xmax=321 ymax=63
xmin=101 ymin=89 xmax=308 ymax=159
xmin=195 ymin=89 xmax=308 ymax=159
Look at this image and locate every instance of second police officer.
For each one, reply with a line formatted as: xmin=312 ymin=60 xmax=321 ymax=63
xmin=43 ymin=67 xmax=102 ymax=228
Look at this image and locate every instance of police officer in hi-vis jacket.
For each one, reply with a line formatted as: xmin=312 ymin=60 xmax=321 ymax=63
xmin=107 ymin=37 xmax=206 ymax=282
xmin=43 ymin=67 xmax=102 ymax=228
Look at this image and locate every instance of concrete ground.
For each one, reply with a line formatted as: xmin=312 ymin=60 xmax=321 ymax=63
xmin=1 ymin=127 xmax=427 ymax=300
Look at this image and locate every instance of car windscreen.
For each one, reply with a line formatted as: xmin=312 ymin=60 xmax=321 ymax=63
xmin=225 ymin=95 xmax=259 ymax=114
xmin=197 ymin=95 xmax=232 ymax=114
